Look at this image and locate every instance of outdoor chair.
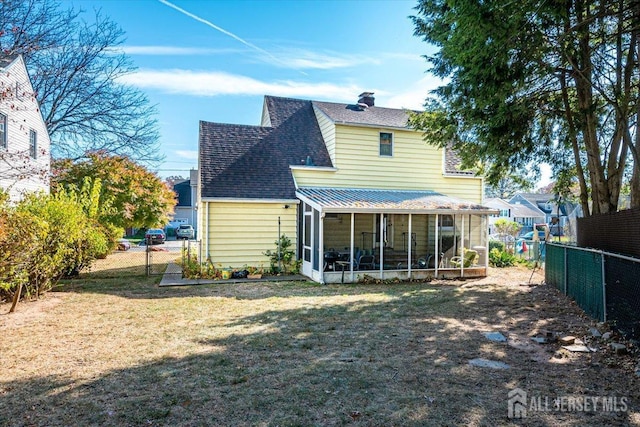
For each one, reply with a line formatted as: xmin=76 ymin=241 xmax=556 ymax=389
xmin=357 ymin=254 xmax=375 ymax=270
xmin=450 ymin=249 xmax=478 ymax=268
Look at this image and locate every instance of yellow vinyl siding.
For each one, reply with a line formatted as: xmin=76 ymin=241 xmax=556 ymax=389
xmin=313 ymin=105 xmax=336 ymax=164
xmin=292 ymin=124 xmax=483 ymax=203
xmin=204 ymin=201 xmax=297 ymax=267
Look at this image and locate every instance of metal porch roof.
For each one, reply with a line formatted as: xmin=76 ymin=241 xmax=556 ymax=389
xmin=296 ymin=187 xmax=497 ymax=214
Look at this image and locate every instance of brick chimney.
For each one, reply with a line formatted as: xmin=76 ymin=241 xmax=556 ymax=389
xmin=358 ymin=92 xmax=375 ymax=107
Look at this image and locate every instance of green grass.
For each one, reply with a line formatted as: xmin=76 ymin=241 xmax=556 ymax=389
xmin=1 ymin=267 xmax=639 ymax=426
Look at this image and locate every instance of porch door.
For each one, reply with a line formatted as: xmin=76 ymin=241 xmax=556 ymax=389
xmin=302 ymin=204 xmax=313 ymax=277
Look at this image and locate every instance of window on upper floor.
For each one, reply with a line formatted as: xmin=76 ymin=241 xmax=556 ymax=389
xmin=379 ymin=132 xmax=393 ymax=156
xmin=29 ymin=129 xmax=37 ymax=158
xmin=0 ymin=113 xmax=6 ymax=149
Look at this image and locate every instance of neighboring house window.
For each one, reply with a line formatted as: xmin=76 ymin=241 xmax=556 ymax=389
xmin=29 ymin=129 xmax=37 ymax=158
xmin=379 ymin=132 xmax=393 ymax=156
xmin=0 ymin=113 xmax=6 ymax=149
xmin=500 ymin=209 xmax=510 ymax=217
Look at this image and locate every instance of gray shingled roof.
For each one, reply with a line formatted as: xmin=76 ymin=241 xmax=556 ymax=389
xmin=510 ymin=203 xmax=546 ymax=219
xmin=296 ymin=187 xmax=496 ymax=214
xmin=313 ymin=101 xmax=412 ymax=128
xmin=200 ymin=95 xmax=476 ymax=200
xmin=173 ymin=180 xmax=191 ymax=206
xmin=199 ymin=96 xmax=332 ymax=199
xmin=0 ymin=54 xmax=19 ymax=69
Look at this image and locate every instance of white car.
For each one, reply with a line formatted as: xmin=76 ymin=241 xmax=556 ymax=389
xmin=176 ymin=224 xmax=194 ymax=240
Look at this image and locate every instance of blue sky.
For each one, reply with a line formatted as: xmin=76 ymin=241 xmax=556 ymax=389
xmin=69 ymin=0 xmax=553 ymax=187
xmin=70 ymin=0 xmax=441 ymax=178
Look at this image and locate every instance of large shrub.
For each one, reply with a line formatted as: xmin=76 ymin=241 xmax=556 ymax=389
xmin=0 ymin=189 xmax=113 ymax=305
xmin=0 ymin=203 xmax=47 ymax=302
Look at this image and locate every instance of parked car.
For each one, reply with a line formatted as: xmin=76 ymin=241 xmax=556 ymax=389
xmin=520 ymin=230 xmax=549 ymax=241
xmin=489 ymin=233 xmax=515 ymax=243
xmin=176 ymin=224 xmax=194 ymax=240
xmin=117 ymin=238 xmax=131 ymax=251
xmin=145 ymin=228 xmax=166 ymax=245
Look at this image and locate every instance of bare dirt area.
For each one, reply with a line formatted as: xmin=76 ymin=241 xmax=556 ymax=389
xmin=1 ymin=266 xmax=639 ymax=426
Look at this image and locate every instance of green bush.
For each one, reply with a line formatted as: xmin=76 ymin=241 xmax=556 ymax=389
xmin=489 ymin=240 xmax=505 ymax=252
xmin=489 ymin=248 xmax=516 ymax=268
xmin=0 ymin=188 xmax=116 ymax=305
xmin=0 ymin=206 xmax=47 ymax=302
xmin=263 ymin=234 xmax=299 ymax=274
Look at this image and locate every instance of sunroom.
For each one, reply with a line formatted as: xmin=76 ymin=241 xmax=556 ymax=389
xmin=296 ymin=187 xmax=497 ymax=284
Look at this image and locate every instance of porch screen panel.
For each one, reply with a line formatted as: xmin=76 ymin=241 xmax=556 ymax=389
xmin=413 ymin=214 xmax=434 ymax=269
xmin=313 ymin=209 xmax=320 ymax=271
xmin=304 ymin=214 xmax=311 ymax=262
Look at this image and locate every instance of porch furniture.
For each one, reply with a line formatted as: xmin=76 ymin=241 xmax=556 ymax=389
xmin=374 ymin=248 xmax=414 ymax=269
xmin=450 ymin=249 xmax=478 ymax=268
xmin=324 ymin=250 xmax=340 ymax=271
xmin=357 ymin=254 xmax=376 ymax=270
xmin=415 ymin=254 xmax=435 ymax=269
xmin=335 ymin=260 xmax=350 ymax=283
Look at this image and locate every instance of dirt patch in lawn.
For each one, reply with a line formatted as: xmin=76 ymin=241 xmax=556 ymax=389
xmin=1 ymin=266 xmax=639 ymax=426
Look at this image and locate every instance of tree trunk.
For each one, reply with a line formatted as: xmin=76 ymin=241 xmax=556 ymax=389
xmin=560 ymin=72 xmax=591 ymax=216
xmin=572 ymin=0 xmax=613 ymax=214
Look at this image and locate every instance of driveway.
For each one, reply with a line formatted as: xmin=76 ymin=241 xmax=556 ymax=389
xmin=132 ymin=237 xmax=192 ymax=253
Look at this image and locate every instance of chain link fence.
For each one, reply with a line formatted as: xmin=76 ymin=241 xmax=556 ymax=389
xmin=82 ymin=238 xmax=183 ymax=278
xmin=546 ymin=243 xmax=640 ymax=338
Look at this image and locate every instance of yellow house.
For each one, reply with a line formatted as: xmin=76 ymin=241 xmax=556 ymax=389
xmin=198 ymin=93 xmax=496 ymax=283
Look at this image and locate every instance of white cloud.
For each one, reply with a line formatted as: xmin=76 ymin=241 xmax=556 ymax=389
xmin=119 ymin=69 xmax=362 ymax=102
xmin=384 ymin=75 xmax=445 ymax=110
xmin=175 ymin=150 xmax=198 ymax=160
xmin=269 ymin=49 xmax=380 ymax=70
xmin=118 ymin=46 xmax=242 ymax=56
xmin=158 ymin=0 xmax=285 ymax=67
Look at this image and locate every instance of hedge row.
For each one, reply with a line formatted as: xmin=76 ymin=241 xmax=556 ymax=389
xmin=0 ymin=189 xmax=119 ymax=304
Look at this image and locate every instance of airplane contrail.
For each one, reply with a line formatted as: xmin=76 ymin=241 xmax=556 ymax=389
xmin=157 ymin=0 xmax=285 ymax=66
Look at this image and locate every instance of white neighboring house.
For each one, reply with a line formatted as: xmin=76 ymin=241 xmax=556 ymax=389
xmin=485 ymin=197 xmax=546 ymax=234
xmin=0 ymin=54 xmax=50 ymax=202
xmin=485 ymin=198 xmax=513 ymax=234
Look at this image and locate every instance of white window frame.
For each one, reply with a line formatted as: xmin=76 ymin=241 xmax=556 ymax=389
xmin=379 ymin=131 xmax=393 ymax=157
xmin=0 ymin=113 xmax=6 ymax=149
xmin=29 ymin=129 xmax=37 ymax=158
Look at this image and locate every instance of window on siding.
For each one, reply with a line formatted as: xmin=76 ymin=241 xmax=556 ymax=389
xmin=379 ymin=132 xmax=393 ymax=156
xmin=0 ymin=113 xmax=6 ymax=149
xmin=29 ymin=129 xmax=37 ymax=158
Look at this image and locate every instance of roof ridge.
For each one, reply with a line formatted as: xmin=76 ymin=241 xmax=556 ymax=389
xmin=200 ymin=120 xmax=272 ymax=130
xmin=264 ymin=94 xmax=310 ymax=103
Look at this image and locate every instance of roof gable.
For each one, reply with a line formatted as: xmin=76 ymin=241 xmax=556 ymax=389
xmin=199 ymin=97 xmax=332 ymax=199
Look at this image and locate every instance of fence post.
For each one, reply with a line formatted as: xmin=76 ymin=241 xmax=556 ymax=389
xmin=145 ymin=237 xmax=151 ymax=277
xmin=601 ymin=252 xmax=607 ymax=322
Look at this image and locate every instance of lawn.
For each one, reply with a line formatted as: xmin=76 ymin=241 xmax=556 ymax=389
xmin=1 ymin=266 xmax=639 ymax=426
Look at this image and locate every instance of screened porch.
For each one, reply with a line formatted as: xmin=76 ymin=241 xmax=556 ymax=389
xmin=296 ymin=188 xmax=496 ymax=284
